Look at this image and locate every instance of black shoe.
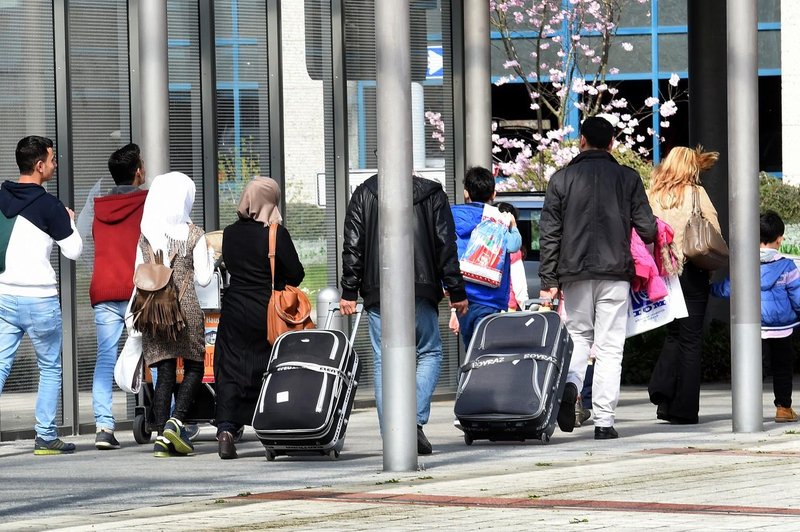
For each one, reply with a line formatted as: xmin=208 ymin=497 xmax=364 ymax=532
xmin=94 ymin=429 xmax=120 ymax=450
xmin=218 ymin=431 xmax=238 ymax=460
xmin=594 ymin=426 xmax=619 ymax=440
xmin=557 ymin=383 xmax=578 ymax=433
xmin=417 ymin=425 xmax=432 ymax=455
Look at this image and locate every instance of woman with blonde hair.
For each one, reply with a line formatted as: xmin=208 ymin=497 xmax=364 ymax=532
xmin=647 ymin=146 xmax=722 ymax=425
xmin=213 ymin=176 xmax=304 ymax=459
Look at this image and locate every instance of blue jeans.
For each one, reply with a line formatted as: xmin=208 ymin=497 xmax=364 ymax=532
xmin=367 ymin=297 xmax=442 ymax=431
xmin=457 ymin=302 xmax=496 ymax=351
xmin=0 ymin=295 xmax=63 ymax=440
xmin=92 ymin=300 xmax=128 ymax=431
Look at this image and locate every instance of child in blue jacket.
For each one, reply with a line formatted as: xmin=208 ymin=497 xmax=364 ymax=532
xmin=451 ymin=166 xmax=521 ymax=349
xmin=711 ymin=211 xmax=799 ymax=423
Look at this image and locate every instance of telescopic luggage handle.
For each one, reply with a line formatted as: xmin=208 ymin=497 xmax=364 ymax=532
xmin=325 ymin=303 xmax=363 ymax=345
xmin=523 ymin=298 xmax=561 ymax=311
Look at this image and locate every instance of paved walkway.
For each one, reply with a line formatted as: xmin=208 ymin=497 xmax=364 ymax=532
xmin=1 ymin=383 xmax=799 ymax=531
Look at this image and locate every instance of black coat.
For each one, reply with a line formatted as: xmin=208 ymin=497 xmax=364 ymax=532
xmin=340 ymin=174 xmax=466 ymax=309
xmin=539 ymin=150 xmax=657 ymax=290
xmin=214 ymin=219 xmax=305 ymax=426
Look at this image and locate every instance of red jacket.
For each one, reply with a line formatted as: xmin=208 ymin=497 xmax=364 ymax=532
xmin=89 ymin=189 xmax=147 ymax=306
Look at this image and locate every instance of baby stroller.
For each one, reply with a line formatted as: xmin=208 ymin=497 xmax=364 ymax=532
xmin=132 ymin=233 xmax=228 ymax=444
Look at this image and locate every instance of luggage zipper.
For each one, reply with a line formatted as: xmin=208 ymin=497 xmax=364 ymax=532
xmin=315 ymin=373 xmax=328 ymax=413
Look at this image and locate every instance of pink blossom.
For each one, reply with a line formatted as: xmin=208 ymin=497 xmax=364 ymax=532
xmin=503 ymin=60 xmax=520 ymax=69
xmin=659 ymin=100 xmax=678 ymax=118
xmin=669 ymin=73 xmax=680 ymax=87
xmin=621 ymin=42 xmax=633 ymax=52
xmin=644 ymin=97 xmax=659 ymax=107
xmin=660 ymin=121 xmax=670 ymax=128
xmin=609 ymin=67 xmax=620 ymax=75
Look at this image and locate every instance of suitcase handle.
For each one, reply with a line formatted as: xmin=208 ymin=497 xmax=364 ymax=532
xmin=324 ymin=304 xmax=363 ymax=345
xmin=523 ymin=298 xmax=560 ymax=311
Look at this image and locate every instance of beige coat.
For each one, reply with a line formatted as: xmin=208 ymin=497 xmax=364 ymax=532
xmin=648 ymin=185 xmax=722 ymax=265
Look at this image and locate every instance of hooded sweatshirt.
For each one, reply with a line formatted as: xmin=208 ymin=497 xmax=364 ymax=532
xmin=0 ymin=181 xmax=82 ymax=297
xmin=711 ymin=248 xmax=800 ymax=337
xmin=90 ymin=188 xmax=147 ymax=305
xmin=451 ymin=202 xmax=521 ymax=311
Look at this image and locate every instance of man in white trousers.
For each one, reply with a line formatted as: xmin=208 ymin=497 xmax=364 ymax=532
xmin=538 ymin=117 xmax=657 ymax=439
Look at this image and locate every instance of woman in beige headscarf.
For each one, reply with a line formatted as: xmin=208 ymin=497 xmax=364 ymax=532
xmin=213 ymin=176 xmax=304 ymax=459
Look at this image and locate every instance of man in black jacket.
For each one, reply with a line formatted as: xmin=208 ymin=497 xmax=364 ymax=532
xmin=340 ymin=174 xmax=468 ymax=454
xmin=539 ymin=117 xmax=657 ymax=440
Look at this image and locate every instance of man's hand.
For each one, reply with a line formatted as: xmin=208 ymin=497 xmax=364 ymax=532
xmin=450 ymin=299 xmax=468 ymax=316
xmin=339 ymin=298 xmax=357 ymax=316
xmin=539 ymin=287 xmax=558 ymax=307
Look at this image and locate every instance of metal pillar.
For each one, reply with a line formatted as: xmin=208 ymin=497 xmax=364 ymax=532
xmin=727 ymin=0 xmax=763 ymax=433
xmin=463 ymin=0 xmax=491 ymax=170
xmin=375 ymin=0 xmax=418 ymax=472
xmin=138 ymin=0 xmax=170 ymax=178
xmin=199 ymin=0 xmax=219 ymax=231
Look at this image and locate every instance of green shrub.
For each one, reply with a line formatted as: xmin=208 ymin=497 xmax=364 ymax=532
xmin=760 ymin=173 xmax=800 ymax=224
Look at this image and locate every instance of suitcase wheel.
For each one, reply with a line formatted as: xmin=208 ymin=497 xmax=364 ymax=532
xmin=265 ymin=449 xmax=276 ymax=462
xmin=540 ymin=433 xmax=550 ymax=444
xmin=328 ymin=450 xmax=340 ymax=460
xmin=133 ymin=413 xmax=152 ymax=444
xmin=463 ymin=433 xmax=474 ymax=446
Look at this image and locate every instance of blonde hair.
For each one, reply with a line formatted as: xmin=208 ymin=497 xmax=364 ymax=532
xmin=649 ymin=146 xmax=719 ymax=209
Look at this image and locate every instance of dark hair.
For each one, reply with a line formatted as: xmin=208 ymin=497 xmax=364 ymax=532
xmin=760 ymin=210 xmax=785 ymax=244
xmin=16 ymin=136 xmax=54 ymax=175
xmin=464 ymin=166 xmax=495 ymax=203
xmin=108 ymin=143 xmax=142 ymax=186
xmin=580 ymin=116 xmax=615 ymax=150
xmin=495 ymin=201 xmax=519 ymax=220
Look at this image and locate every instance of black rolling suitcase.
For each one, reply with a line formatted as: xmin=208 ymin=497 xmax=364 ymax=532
xmin=252 ymin=305 xmax=362 ymax=461
xmin=454 ymin=304 xmax=572 ymax=445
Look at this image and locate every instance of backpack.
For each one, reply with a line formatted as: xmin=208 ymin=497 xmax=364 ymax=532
xmin=130 ymin=242 xmax=190 ymax=341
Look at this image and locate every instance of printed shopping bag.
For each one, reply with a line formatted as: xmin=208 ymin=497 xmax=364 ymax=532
xmin=626 ymin=274 xmax=688 ymax=338
xmin=459 ymin=205 xmax=510 ymax=288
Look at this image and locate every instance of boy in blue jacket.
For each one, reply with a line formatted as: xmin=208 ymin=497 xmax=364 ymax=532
xmin=451 ymin=166 xmax=521 ymax=349
xmin=711 ymin=211 xmax=799 ymax=422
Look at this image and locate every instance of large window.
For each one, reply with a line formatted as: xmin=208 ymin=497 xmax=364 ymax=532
xmin=0 ymin=1 xmax=57 ymax=436
xmin=215 ymin=0 xmax=271 ymax=228
xmin=69 ymin=0 xmax=132 ymax=429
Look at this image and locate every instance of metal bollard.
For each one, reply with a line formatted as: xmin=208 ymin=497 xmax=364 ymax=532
xmin=316 ymin=286 xmax=345 ymax=332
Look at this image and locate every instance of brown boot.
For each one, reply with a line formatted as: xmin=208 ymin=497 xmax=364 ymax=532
xmin=218 ymin=431 xmax=238 ymax=459
xmin=775 ymin=406 xmax=799 ymax=423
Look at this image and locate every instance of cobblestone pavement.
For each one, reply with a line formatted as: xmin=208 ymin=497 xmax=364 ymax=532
xmin=1 ymin=383 xmax=799 ymax=531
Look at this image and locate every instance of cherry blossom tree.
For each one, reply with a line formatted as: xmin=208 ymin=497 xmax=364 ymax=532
xmin=489 ymin=0 xmax=685 ymax=190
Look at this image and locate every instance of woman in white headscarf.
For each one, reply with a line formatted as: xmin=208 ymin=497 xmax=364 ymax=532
xmin=135 ymin=172 xmax=215 ymax=457
xmin=213 ymin=176 xmax=304 ymax=459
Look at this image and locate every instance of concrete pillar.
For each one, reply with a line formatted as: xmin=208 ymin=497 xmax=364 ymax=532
xmin=138 ymin=0 xmax=170 ymax=178
xmin=375 ymin=0 xmax=418 ymax=471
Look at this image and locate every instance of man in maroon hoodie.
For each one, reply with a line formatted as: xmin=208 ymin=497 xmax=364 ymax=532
xmin=90 ymin=143 xmax=147 ymax=450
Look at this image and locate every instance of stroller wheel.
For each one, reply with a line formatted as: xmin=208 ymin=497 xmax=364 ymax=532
xmin=133 ymin=413 xmax=152 ymax=444
xmin=264 ymin=449 xmax=276 ymax=461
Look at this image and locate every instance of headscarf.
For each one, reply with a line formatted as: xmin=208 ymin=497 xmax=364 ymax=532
xmin=140 ymin=172 xmax=196 ymax=257
xmin=236 ymin=176 xmax=283 ymax=226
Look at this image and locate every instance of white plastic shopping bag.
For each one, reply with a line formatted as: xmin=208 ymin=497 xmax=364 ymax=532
xmin=114 ymin=296 xmax=144 ymax=394
xmin=626 ymin=274 xmax=688 ymax=338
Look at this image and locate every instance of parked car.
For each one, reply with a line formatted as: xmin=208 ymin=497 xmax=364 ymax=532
xmin=494 ymin=191 xmax=545 ymax=300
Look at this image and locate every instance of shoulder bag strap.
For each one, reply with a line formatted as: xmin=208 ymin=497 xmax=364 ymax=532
xmin=269 ymin=223 xmax=278 ymax=290
xmin=691 ymin=186 xmax=702 ymax=218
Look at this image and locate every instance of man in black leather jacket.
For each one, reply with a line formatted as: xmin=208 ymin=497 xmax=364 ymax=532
xmin=539 ymin=117 xmax=656 ymax=441
xmin=340 ymin=174 xmax=468 ymax=454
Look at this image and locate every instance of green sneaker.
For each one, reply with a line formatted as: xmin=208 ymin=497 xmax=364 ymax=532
xmin=163 ymin=418 xmax=194 ymax=455
xmin=153 ymin=435 xmax=176 ymax=458
xmin=34 ymin=437 xmax=76 ymax=455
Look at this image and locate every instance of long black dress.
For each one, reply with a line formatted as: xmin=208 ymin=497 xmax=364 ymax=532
xmin=214 ymin=219 xmax=305 ymax=429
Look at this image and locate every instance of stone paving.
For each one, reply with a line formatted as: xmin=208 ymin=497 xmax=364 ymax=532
xmin=1 ymin=382 xmax=799 ymax=531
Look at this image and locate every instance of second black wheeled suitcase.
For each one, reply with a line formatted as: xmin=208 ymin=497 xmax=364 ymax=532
xmin=252 ymin=306 xmax=362 ymax=461
xmin=454 ymin=306 xmax=572 ymax=445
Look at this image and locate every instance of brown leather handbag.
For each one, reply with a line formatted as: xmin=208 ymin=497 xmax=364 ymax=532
xmin=682 ymin=186 xmax=729 ymax=271
xmin=267 ymin=224 xmax=314 ymax=344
